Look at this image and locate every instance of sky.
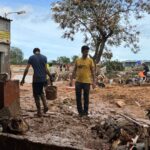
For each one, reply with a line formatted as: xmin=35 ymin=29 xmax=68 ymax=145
xmin=0 ymin=0 xmax=150 ymax=62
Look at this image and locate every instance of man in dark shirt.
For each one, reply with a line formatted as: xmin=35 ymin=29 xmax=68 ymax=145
xmin=21 ymin=48 xmax=51 ymax=117
xmin=142 ymin=63 xmax=149 ymax=77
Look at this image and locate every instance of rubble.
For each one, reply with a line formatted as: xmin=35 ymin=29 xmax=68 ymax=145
xmin=0 ymin=117 xmax=29 ymax=134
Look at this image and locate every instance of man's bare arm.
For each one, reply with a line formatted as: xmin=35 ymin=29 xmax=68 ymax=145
xmin=45 ymin=64 xmax=53 ymax=85
xmin=91 ymin=65 xmax=96 ymax=88
xmin=70 ymin=64 xmax=77 ymax=86
xmin=20 ymin=64 xmax=30 ymax=85
xmin=45 ymin=65 xmax=51 ymax=78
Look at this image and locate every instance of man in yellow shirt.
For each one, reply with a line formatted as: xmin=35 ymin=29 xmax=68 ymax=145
xmin=70 ymin=46 xmax=96 ymax=117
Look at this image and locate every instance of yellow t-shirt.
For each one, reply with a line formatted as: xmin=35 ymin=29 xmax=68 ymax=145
xmin=46 ymin=64 xmax=50 ymax=79
xmin=75 ymin=57 xmax=94 ymax=83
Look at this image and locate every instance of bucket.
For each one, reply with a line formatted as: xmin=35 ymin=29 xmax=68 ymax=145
xmin=45 ymin=85 xmax=57 ymax=100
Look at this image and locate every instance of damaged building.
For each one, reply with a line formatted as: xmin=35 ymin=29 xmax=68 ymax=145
xmin=0 ymin=16 xmax=11 ymax=75
xmin=0 ymin=16 xmax=20 ymax=118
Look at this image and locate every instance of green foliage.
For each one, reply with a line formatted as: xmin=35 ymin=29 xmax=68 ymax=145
xmin=10 ymin=47 xmax=24 ymax=64
xmin=51 ymin=0 xmax=150 ymax=63
xmin=57 ymin=56 xmax=70 ymax=64
xmin=104 ymin=60 xmax=125 ymax=72
xmin=102 ymin=50 xmax=113 ymax=62
xmin=22 ymin=59 xmax=28 ymax=64
xmin=49 ymin=60 xmax=58 ymax=65
xmin=71 ymin=55 xmax=79 ymax=63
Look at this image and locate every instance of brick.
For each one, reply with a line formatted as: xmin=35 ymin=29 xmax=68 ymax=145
xmin=0 ymin=80 xmax=20 ymax=117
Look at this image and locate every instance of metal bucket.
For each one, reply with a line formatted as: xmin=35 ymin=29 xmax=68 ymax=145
xmin=45 ymin=85 xmax=57 ymax=100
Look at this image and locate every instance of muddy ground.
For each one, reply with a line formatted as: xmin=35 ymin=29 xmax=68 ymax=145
xmin=11 ymin=65 xmax=150 ymax=150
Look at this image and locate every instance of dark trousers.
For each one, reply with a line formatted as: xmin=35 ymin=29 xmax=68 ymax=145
xmin=32 ymin=82 xmax=48 ymax=113
xmin=32 ymin=82 xmax=45 ymax=97
xmin=75 ymin=82 xmax=90 ymax=115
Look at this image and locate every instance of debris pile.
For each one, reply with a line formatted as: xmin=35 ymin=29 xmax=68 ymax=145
xmin=91 ymin=114 xmax=150 ymax=149
xmin=0 ymin=117 xmax=29 ymax=135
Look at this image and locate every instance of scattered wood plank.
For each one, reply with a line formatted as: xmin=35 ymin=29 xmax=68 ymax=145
xmin=118 ymin=113 xmax=149 ymax=127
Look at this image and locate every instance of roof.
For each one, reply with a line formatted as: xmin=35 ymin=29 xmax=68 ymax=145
xmin=0 ymin=16 xmax=12 ymax=21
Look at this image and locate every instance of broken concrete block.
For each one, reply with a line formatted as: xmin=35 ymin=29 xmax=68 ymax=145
xmin=116 ymin=100 xmax=126 ymax=108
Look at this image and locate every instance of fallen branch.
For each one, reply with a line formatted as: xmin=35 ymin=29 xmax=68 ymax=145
xmin=118 ymin=113 xmax=149 ymax=127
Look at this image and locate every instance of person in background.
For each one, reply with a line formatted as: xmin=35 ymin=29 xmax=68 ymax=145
xmin=70 ymin=45 xmax=96 ymax=117
xmin=63 ymin=64 xmax=66 ymax=71
xmin=66 ymin=64 xmax=70 ymax=71
xmin=20 ymin=48 xmax=51 ymax=117
xmin=142 ymin=63 xmax=149 ymax=77
xmin=49 ymin=63 xmax=57 ymax=83
xmin=59 ymin=64 xmax=63 ymax=72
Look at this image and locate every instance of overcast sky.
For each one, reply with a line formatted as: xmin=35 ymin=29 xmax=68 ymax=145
xmin=0 ymin=0 xmax=150 ymax=61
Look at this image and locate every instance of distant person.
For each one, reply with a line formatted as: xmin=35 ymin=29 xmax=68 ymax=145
xmin=59 ymin=64 xmax=63 ymax=72
xmin=49 ymin=63 xmax=57 ymax=82
xmin=70 ymin=45 xmax=96 ymax=117
xmin=63 ymin=64 xmax=68 ymax=71
xmin=142 ymin=63 xmax=149 ymax=77
xmin=20 ymin=48 xmax=51 ymax=117
xmin=66 ymin=64 xmax=70 ymax=71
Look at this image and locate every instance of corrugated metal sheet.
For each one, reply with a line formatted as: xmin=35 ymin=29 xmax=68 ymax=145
xmin=0 ymin=21 xmax=10 ymax=31
xmin=0 ymin=16 xmax=11 ymax=21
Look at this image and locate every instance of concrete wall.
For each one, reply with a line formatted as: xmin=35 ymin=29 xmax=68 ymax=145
xmin=0 ymin=80 xmax=20 ymax=118
xmin=0 ymin=133 xmax=79 ymax=150
xmin=0 ymin=44 xmax=10 ymax=73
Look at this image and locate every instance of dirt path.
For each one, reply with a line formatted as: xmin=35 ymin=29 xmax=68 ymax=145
xmin=11 ymin=65 xmax=150 ymax=149
xmin=18 ymin=80 xmax=150 ymax=149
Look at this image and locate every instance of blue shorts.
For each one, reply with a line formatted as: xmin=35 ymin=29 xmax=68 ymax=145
xmin=32 ymin=82 xmax=45 ymax=97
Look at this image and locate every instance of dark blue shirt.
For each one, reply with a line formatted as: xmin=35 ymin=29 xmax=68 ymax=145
xmin=28 ymin=54 xmax=47 ymax=83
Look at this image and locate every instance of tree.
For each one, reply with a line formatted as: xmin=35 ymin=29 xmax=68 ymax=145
xmin=57 ymin=56 xmax=70 ymax=64
xmin=105 ymin=60 xmax=124 ymax=72
xmin=51 ymin=0 xmax=150 ymax=63
xmin=22 ymin=59 xmax=28 ymax=65
xmin=50 ymin=60 xmax=58 ymax=65
xmin=10 ymin=47 xmax=24 ymax=64
xmin=72 ymin=55 xmax=79 ymax=63
xmin=102 ymin=50 xmax=113 ymax=62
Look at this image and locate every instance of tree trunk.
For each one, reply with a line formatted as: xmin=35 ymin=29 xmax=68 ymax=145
xmin=93 ymin=40 xmax=106 ymax=64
